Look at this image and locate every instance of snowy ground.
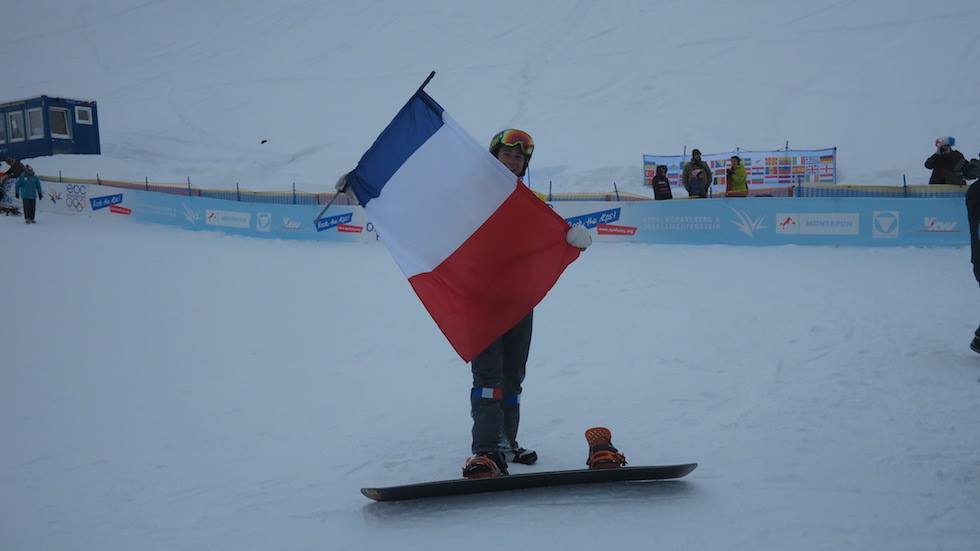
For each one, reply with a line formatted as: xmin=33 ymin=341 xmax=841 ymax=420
xmin=2 ymin=212 xmax=979 ymax=550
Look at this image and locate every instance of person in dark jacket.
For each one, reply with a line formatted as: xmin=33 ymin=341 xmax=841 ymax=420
xmin=960 ymin=152 xmax=980 ymax=352
xmin=15 ymin=165 xmax=43 ymax=223
xmin=651 ymin=164 xmax=672 ymax=200
xmin=681 ymin=148 xmax=713 ymax=198
xmin=925 ymin=137 xmax=966 ymax=185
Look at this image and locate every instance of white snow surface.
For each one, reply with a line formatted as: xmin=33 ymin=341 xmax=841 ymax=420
xmin=4 ymin=1 xmax=980 ymax=549
xmin=2 ymin=215 xmax=979 ymax=550
xmin=5 ymin=0 xmax=980 ymax=192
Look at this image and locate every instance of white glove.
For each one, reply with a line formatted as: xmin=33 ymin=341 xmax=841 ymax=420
xmin=335 ymin=173 xmax=356 ymax=202
xmin=566 ymin=224 xmax=592 ymax=250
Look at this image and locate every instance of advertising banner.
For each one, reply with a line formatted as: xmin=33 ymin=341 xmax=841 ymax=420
xmin=643 ymin=148 xmax=837 ymax=192
xmin=35 ymin=178 xmax=967 ymax=247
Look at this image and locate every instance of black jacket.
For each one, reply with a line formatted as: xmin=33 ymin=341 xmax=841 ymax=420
xmin=925 ymin=150 xmax=966 ymax=185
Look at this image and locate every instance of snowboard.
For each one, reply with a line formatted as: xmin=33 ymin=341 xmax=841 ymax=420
xmin=361 ymin=463 xmax=697 ymax=502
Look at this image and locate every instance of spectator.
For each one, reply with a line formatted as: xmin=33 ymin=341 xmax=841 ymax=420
xmin=925 ymin=137 xmax=966 ymax=185
xmin=960 ymin=151 xmax=980 ymax=352
xmin=15 ymin=165 xmax=43 ymax=224
xmin=651 ymin=164 xmax=672 ymax=200
xmin=682 ymin=148 xmax=713 ymax=198
xmin=726 ymin=155 xmax=748 ymax=197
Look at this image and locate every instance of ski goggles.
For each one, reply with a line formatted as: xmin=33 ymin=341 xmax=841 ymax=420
xmin=491 ymin=129 xmax=534 ymax=156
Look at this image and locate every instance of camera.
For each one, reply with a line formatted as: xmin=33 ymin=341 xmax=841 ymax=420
xmin=956 ymin=157 xmax=980 ymax=181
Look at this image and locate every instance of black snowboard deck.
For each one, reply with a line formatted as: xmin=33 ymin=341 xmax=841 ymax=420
xmin=361 ymin=463 xmax=697 ymax=502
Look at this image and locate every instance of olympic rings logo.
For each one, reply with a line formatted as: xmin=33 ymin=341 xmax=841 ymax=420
xmin=66 ymin=197 xmax=86 ymax=211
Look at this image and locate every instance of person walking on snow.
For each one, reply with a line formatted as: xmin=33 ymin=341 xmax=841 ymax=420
xmin=461 ymin=128 xmax=596 ymax=479
xmin=15 ymin=165 xmax=43 ymax=224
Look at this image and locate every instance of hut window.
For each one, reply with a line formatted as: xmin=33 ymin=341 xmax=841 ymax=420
xmin=28 ymin=108 xmax=44 ymax=139
xmin=49 ymin=108 xmax=71 ymax=139
xmin=7 ymin=111 xmax=24 ymax=142
xmin=75 ymin=106 xmax=93 ymax=125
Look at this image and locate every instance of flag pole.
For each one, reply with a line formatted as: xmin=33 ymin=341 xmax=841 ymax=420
xmin=315 ymin=71 xmax=437 ymax=224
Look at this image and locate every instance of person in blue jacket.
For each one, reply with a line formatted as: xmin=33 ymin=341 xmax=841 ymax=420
xmin=15 ymin=166 xmax=43 ymax=224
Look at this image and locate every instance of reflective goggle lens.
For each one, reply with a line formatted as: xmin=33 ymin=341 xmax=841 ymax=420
xmin=497 ymin=129 xmax=534 ymax=156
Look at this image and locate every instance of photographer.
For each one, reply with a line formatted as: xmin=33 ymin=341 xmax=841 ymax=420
xmin=925 ymin=137 xmax=966 ymax=185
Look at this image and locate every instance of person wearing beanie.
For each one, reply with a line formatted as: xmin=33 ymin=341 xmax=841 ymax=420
xmin=925 ymin=137 xmax=966 ymax=185
xmin=14 ymin=165 xmax=43 ymax=224
xmin=681 ymin=148 xmax=713 ymax=198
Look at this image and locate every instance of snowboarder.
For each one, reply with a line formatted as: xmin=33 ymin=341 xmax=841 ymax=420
xmin=682 ymin=149 xmax=713 ymax=198
xmin=462 ymin=129 xmax=593 ymax=479
xmin=925 ymin=137 xmax=966 ymax=185
xmin=15 ymin=165 xmax=43 ymax=224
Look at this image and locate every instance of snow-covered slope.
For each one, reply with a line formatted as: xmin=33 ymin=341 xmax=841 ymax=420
xmin=2 ymin=216 xmax=979 ymax=550
xmin=6 ymin=0 xmax=980 ymax=193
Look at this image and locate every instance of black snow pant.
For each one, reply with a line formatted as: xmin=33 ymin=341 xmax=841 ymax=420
xmin=470 ymin=311 xmax=533 ymax=454
xmin=968 ymin=183 xmax=980 ymax=287
xmin=22 ymin=198 xmax=36 ymax=222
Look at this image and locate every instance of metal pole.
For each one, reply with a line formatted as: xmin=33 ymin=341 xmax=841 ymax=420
xmin=236 ymin=183 xmax=241 ymax=202
xmin=549 ymin=180 xmax=553 ymax=202
xmin=145 ymin=176 xmax=149 ymax=191
xmin=613 ymin=181 xmax=620 ymax=201
xmin=903 ymin=174 xmax=908 ymax=197
xmin=187 ymin=176 xmax=192 ymax=196
xmin=293 ymin=182 xmax=296 ymax=205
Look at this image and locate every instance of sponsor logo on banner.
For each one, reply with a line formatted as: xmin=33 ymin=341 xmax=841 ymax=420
xmin=729 ymin=207 xmax=766 ymax=238
xmin=206 ymin=209 xmax=251 ymax=229
xmin=337 ymin=224 xmax=364 ymax=233
xmin=109 ymin=205 xmax=132 ymax=215
xmin=135 ymin=203 xmax=177 ymax=217
xmin=182 ymin=204 xmax=200 ymax=224
xmin=315 ymin=212 xmax=354 ymax=232
xmin=46 ymin=189 xmax=62 ymax=205
xmin=872 ymin=211 xmax=899 ymax=238
xmin=775 ymin=213 xmax=859 ymax=235
xmin=256 ymin=212 xmax=272 ymax=232
xmin=564 ymin=208 xmax=621 ymax=229
xmin=90 ymin=193 xmax=124 ymax=210
xmin=919 ymin=217 xmax=959 ymax=233
xmin=643 ymin=215 xmax=721 ymax=232
xmin=596 ymin=223 xmax=637 ymax=236
xmin=281 ymin=217 xmax=304 ymax=230
xmin=65 ymin=183 xmax=88 ymax=212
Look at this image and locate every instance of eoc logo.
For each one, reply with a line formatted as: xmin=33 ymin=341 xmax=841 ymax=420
xmin=90 ymin=194 xmax=124 ymax=210
xmin=65 ymin=183 xmax=88 ymax=212
xmin=315 ymin=212 xmax=354 ymax=232
xmin=564 ymin=208 xmax=621 ymax=229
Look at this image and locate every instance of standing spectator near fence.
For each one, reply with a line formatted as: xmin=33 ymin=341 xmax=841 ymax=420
xmin=682 ymin=149 xmax=712 ymax=198
xmin=925 ymin=137 xmax=966 ymax=185
xmin=725 ymin=155 xmax=748 ymax=197
xmin=15 ymin=165 xmax=43 ymax=224
xmin=957 ymin=151 xmax=980 ymax=352
xmin=651 ymin=164 xmax=672 ymax=200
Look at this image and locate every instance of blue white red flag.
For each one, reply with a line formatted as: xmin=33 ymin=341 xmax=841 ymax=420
xmin=345 ymin=88 xmax=580 ymax=361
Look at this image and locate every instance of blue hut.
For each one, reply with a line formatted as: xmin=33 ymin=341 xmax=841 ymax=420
xmin=0 ymin=96 xmax=101 ymax=160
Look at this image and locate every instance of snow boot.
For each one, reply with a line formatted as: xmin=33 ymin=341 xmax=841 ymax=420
xmin=585 ymin=427 xmax=627 ymax=469
xmin=500 ymin=442 xmax=538 ymax=465
xmin=462 ymin=451 xmax=509 ymax=479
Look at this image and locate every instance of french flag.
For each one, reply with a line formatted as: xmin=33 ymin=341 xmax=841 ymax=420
xmin=345 ymin=85 xmax=581 ymax=362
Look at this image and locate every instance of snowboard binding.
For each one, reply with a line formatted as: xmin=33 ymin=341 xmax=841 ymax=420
xmin=585 ymin=427 xmax=627 ymax=469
